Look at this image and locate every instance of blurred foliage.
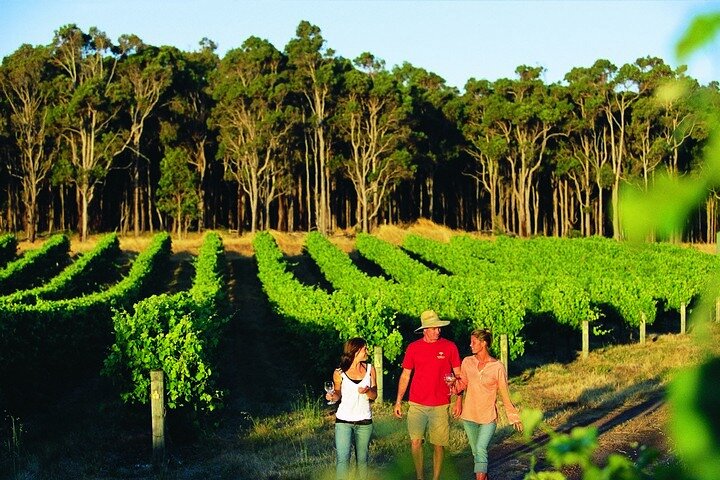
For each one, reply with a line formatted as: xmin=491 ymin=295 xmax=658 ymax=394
xmin=676 ymin=13 xmax=720 ymax=60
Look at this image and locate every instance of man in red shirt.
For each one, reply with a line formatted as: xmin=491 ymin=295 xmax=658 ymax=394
xmin=394 ymin=310 xmax=462 ymax=480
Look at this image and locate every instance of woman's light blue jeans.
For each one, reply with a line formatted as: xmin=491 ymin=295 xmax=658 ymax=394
xmin=462 ymin=420 xmax=497 ymax=473
xmin=335 ymin=421 xmax=373 ymax=480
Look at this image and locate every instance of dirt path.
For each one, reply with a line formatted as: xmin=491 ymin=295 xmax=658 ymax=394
xmin=220 ymin=252 xmax=308 ymax=414
xmin=471 ymin=393 xmax=668 ymax=479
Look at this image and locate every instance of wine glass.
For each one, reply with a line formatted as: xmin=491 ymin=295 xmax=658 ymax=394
xmin=442 ymin=372 xmax=455 ymax=396
xmin=324 ymin=381 xmax=337 ymax=405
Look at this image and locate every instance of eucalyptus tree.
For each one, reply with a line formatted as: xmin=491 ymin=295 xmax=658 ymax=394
xmin=489 ymin=66 xmax=570 ymax=236
xmin=655 ymin=72 xmax=702 ymax=175
xmin=113 ymin=35 xmax=172 ymax=236
xmin=158 ymin=39 xmax=218 ymax=232
xmin=393 ymin=62 xmax=462 ymax=224
xmin=156 ymin=147 xmax=199 ymax=237
xmin=285 ymin=21 xmax=341 ymax=233
xmin=0 ymin=44 xmax=58 ymax=242
xmin=623 ymin=57 xmax=679 ymax=194
xmin=210 ymin=36 xmax=295 ymax=233
xmin=461 ymin=78 xmax=509 ymax=233
xmin=601 ymin=59 xmax=657 ymax=239
xmin=337 ymin=53 xmax=413 ymax=232
xmin=50 ymin=24 xmax=132 ymax=241
xmin=562 ymin=60 xmax=616 ymax=236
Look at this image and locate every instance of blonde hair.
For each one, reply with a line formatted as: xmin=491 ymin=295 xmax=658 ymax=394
xmin=470 ymin=329 xmax=492 ymax=348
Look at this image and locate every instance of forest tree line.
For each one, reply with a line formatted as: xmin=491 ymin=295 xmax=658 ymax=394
xmin=1 ymin=21 xmax=718 ymax=243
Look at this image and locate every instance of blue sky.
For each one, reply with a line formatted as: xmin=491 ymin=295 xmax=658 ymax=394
xmin=2 ymin=0 xmax=719 ymax=90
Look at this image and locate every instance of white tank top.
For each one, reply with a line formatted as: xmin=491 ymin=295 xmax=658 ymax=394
xmin=335 ymin=364 xmax=373 ymax=422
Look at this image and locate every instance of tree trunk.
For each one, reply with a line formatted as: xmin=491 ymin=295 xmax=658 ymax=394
xmin=459 ymin=192 xmax=464 ymax=229
xmin=236 ymin=183 xmax=244 ymax=236
xmin=597 ymin=188 xmax=604 ymax=237
xmin=426 ymin=176 xmax=434 ymax=221
xmin=532 ymin=187 xmax=540 ymax=235
xmin=288 ymin=196 xmax=295 ymax=232
xmin=121 ymin=194 xmax=131 ymax=234
xmin=24 ymin=189 xmax=37 ymax=243
xmin=278 ymin=195 xmax=286 ymax=231
xmin=305 ymin=147 xmax=312 ymax=232
xmin=48 ymin=185 xmax=55 ymax=234
xmin=80 ymin=185 xmax=90 ymax=242
xmin=707 ymin=196 xmax=716 ymax=244
xmin=584 ymin=189 xmax=591 ymax=236
xmin=553 ymin=183 xmax=559 ymax=236
xmin=345 ymin=196 xmax=351 ymax=231
xmin=133 ymin=156 xmax=140 ymax=237
xmin=475 ymin=178 xmax=482 ymax=231
xmin=146 ymin=162 xmax=154 ymax=234
xmin=611 ymin=179 xmax=621 ymax=240
xmin=60 ymin=185 xmax=66 ymax=232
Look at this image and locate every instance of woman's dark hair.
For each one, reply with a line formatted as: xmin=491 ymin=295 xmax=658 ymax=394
xmin=339 ymin=337 xmax=367 ymax=372
xmin=471 ymin=329 xmax=493 ymax=348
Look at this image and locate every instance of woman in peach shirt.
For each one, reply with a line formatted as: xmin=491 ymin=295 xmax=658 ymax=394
xmin=453 ymin=329 xmax=522 ymax=480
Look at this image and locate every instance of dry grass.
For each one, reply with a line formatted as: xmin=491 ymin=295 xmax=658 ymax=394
xmin=372 ymin=218 xmax=463 ymax=245
xmin=12 ymin=221 xmax=716 ymax=257
xmin=685 ymin=242 xmax=717 ymax=255
xmin=515 ymin=328 xmax=719 ymax=428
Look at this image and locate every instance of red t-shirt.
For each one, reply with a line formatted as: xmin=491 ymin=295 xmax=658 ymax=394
xmin=401 ymin=337 xmax=461 ymax=406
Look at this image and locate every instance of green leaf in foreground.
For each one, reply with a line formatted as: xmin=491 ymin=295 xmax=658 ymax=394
xmin=668 ymin=357 xmax=720 ymax=480
xmin=676 ymin=12 xmax=720 ymax=60
xmin=619 ymin=173 xmax=708 ymax=241
xmin=521 ymin=408 xmax=544 ymax=442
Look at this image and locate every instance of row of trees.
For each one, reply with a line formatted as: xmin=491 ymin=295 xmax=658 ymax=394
xmin=1 ymin=22 xmax=718 ymax=242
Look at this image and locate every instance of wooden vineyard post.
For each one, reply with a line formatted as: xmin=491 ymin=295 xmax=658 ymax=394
xmin=640 ymin=313 xmax=646 ymax=345
xmin=581 ymin=321 xmax=589 ymax=360
xmin=500 ymin=334 xmax=509 ymax=375
xmin=373 ymin=346 xmax=383 ymax=403
xmin=680 ymin=302 xmax=687 ymax=334
xmin=150 ymin=370 xmax=165 ymax=467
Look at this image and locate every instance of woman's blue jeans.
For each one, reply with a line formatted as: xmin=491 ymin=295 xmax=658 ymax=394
xmin=462 ymin=420 xmax=496 ymax=473
xmin=335 ymin=421 xmax=373 ymax=480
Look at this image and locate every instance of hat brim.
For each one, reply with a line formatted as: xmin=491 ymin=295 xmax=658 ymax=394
xmin=414 ymin=320 xmax=450 ymax=333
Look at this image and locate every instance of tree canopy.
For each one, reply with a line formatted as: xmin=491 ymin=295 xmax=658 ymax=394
xmin=1 ymin=22 xmax=718 ymax=241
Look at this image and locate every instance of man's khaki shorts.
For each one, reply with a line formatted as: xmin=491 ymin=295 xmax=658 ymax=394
xmin=407 ymin=402 xmax=450 ymax=446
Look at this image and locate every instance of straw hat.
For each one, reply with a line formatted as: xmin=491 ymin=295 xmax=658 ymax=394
xmin=415 ymin=310 xmax=450 ymax=333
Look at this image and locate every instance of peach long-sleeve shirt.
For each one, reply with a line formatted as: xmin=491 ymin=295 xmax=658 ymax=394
xmin=458 ymin=356 xmax=520 ymax=425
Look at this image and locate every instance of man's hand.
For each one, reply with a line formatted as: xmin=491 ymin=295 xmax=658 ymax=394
xmin=393 ymin=402 xmax=403 ymax=418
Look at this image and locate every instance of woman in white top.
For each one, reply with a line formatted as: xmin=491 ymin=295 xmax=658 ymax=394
xmin=325 ymin=337 xmax=377 ymax=480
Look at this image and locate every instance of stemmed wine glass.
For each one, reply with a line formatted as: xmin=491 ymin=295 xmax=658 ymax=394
xmin=324 ymin=381 xmax=337 ymax=405
xmin=442 ymin=372 xmax=456 ymax=396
